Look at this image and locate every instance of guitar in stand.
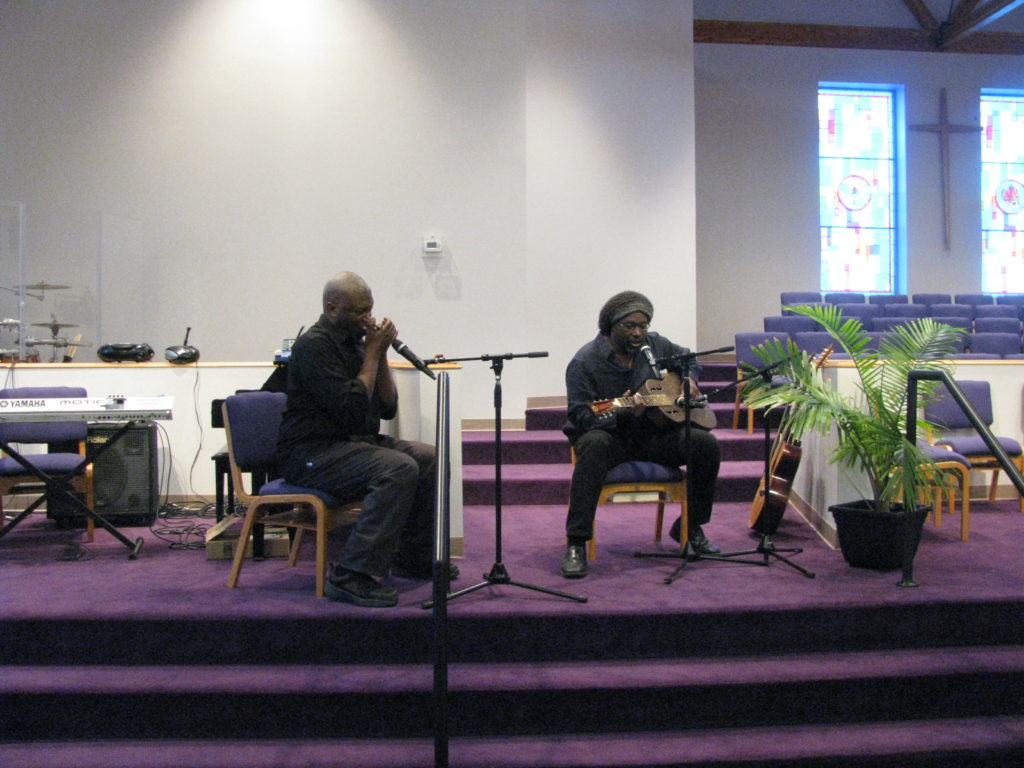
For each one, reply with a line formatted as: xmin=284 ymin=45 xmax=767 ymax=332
xmin=0 ymin=396 xmax=173 ymax=559
xmin=738 ymin=346 xmax=833 ymax=578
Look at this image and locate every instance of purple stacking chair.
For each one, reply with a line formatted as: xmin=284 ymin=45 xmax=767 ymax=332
xmin=966 ymin=332 xmax=1022 ymax=356
xmin=930 ymin=316 xmax=972 ymax=332
xmin=975 ymin=304 xmax=1018 ymax=319
xmin=929 ymin=303 xmax=973 ymax=318
xmin=734 ymin=331 xmax=790 ymax=433
xmin=955 ymin=293 xmax=994 ymax=311
xmin=872 ymin=317 xmax=913 ymax=332
xmin=924 ymin=380 xmax=1024 ymax=514
xmin=868 ymin=294 xmax=908 ymax=306
xmin=0 ymin=386 xmax=95 ymax=544
xmin=780 ymin=291 xmax=821 ymax=315
xmin=824 ymin=291 xmax=865 ymax=304
xmin=912 ymin=293 xmax=951 ymax=309
xmin=223 ymin=391 xmax=362 ymax=597
xmin=763 ymin=315 xmax=818 ymax=335
xmin=995 ymin=294 xmax=1024 ymax=320
xmin=884 ymin=303 xmax=928 ymax=317
xmin=918 ymin=442 xmax=972 ymax=541
xmin=793 ymin=331 xmax=849 ymax=358
xmin=973 ymin=317 xmax=1021 ymax=335
xmin=834 ymin=303 xmax=882 ymax=324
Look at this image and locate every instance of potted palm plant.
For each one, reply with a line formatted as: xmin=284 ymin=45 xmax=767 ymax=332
xmin=742 ymin=304 xmax=963 ymax=582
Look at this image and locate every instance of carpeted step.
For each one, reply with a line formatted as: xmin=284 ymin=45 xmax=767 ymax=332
xmin=6 ymin=648 xmax=1024 ymax=742
xmin=6 ymin=718 xmax=1024 ymax=768
xmin=463 ymin=460 xmax=765 ymax=505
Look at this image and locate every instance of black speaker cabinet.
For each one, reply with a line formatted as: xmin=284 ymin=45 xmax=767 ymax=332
xmin=49 ymin=423 xmax=159 ymax=527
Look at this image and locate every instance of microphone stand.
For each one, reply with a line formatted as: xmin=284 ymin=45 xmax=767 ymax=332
xmin=422 ymin=350 xmax=587 ymax=608
xmin=633 ymin=346 xmax=766 ymax=584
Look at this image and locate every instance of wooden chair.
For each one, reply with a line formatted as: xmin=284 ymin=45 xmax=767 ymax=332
xmin=0 ymin=386 xmax=94 ymax=543
xmin=919 ymin=443 xmax=971 ymax=541
xmin=571 ymin=447 xmax=687 ymax=561
xmin=222 ymin=392 xmax=361 ymax=597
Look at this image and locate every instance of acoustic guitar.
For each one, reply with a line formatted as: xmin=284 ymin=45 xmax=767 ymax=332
xmin=588 ymin=371 xmax=717 ymax=431
xmin=748 ymin=346 xmax=832 ymax=536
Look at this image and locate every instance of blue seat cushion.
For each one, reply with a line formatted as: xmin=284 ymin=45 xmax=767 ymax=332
xmin=918 ymin=444 xmax=971 ymax=469
xmin=259 ymin=478 xmax=340 ymax=506
xmin=605 ymin=461 xmax=684 ymax=484
xmin=0 ymin=454 xmax=84 ymax=477
xmin=936 ymin=436 xmax=1022 ymax=458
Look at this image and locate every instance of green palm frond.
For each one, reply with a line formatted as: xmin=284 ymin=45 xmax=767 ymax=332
xmin=741 ymin=304 xmax=963 ymax=510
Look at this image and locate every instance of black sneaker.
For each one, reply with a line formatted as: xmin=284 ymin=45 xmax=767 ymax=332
xmin=391 ymin=559 xmax=460 ymax=581
xmin=326 ymin=568 xmax=399 ymax=607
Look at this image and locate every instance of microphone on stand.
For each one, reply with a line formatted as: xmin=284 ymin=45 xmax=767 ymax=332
xmin=640 ymin=344 xmax=664 ymax=379
xmin=392 ymin=339 xmax=437 ymax=379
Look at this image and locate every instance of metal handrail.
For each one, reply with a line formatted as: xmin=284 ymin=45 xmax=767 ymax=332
xmin=431 ymin=372 xmax=450 ymax=768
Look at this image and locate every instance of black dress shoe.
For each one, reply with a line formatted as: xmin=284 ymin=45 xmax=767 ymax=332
xmin=560 ymin=545 xmax=588 ymax=578
xmin=668 ymin=519 xmax=721 ymax=554
xmin=326 ymin=568 xmax=399 ymax=607
xmin=391 ymin=559 xmax=460 ymax=581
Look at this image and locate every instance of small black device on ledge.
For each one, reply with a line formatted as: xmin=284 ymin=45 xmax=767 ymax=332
xmin=98 ymin=343 xmax=155 ymax=363
xmin=165 ymin=327 xmax=199 ymax=364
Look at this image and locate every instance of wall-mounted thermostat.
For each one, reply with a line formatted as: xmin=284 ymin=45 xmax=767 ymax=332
xmin=422 ymin=236 xmax=443 ymax=254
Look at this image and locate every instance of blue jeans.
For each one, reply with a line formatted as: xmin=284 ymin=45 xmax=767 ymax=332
xmin=279 ymin=435 xmax=436 ymax=577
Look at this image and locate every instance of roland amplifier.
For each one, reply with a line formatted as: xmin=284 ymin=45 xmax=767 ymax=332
xmin=49 ymin=423 xmax=159 ymax=527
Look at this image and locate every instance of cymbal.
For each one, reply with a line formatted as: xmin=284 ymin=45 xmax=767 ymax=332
xmin=0 ymin=318 xmax=20 ymax=327
xmin=31 ymin=322 xmax=79 ymax=329
xmin=22 ymin=282 xmax=70 ymax=291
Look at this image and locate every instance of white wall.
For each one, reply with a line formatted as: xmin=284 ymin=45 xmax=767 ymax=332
xmin=0 ymin=0 xmax=697 ymax=421
xmin=694 ymin=43 xmax=1024 ymax=350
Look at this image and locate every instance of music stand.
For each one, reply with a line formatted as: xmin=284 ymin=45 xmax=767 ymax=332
xmin=422 ymin=350 xmax=587 ymax=608
xmin=633 ymin=346 xmax=768 ymax=584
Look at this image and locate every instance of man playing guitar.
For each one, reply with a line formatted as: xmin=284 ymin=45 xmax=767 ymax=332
xmin=560 ymin=290 xmax=721 ymax=578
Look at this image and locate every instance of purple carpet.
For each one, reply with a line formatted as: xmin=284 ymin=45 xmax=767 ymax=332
xmin=3 ymin=497 xmax=1024 ymax=767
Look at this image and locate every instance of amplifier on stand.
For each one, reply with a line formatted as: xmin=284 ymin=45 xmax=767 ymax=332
xmin=49 ymin=422 xmax=159 ymax=528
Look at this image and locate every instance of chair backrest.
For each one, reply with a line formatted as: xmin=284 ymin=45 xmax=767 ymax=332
xmin=834 ymin=303 xmax=881 ymax=322
xmin=0 ymin=386 xmax=88 ymax=444
xmin=223 ymin=391 xmax=288 ymax=474
xmin=735 ymin=332 xmax=787 ymax=367
xmin=929 ymin=303 xmax=973 ymax=318
xmin=792 ymin=331 xmax=836 ymax=356
xmin=975 ymin=304 xmax=1018 ymax=319
xmin=884 ymin=303 xmax=927 ymax=317
xmin=925 ymin=380 xmax=993 ymax=430
xmin=929 ymin=315 xmax=972 ymax=331
xmin=763 ymin=315 xmax=817 ymax=334
xmin=973 ymin=317 xmax=1021 ymax=334
xmin=872 ymin=317 xmax=912 ymax=332
xmin=824 ymin=292 xmax=864 ymax=304
xmin=912 ymin=293 xmax=951 ymax=307
xmin=967 ymin=332 xmax=1022 ymax=356
xmin=868 ymin=294 xmax=908 ymax=306
xmin=954 ymin=293 xmax=993 ymax=307
xmin=780 ymin=291 xmax=820 ymax=307
xmin=995 ymin=294 xmax=1024 ymax=319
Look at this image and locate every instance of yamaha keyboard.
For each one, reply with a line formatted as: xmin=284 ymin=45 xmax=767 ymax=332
xmin=0 ymin=395 xmax=173 ymax=422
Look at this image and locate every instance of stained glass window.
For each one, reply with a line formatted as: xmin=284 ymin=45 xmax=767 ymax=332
xmin=981 ymin=92 xmax=1024 ymax=294
xmin=818 ymin=87 xmax=897 ymax=293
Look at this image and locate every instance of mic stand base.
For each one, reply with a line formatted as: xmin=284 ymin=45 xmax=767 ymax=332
xmin=422 ymin=561 xmax=588 ymax=608
xmin=722 ymin=534 xmax=816 ymax=579
xmin=634 ymin=544 xmax=768 ymax=585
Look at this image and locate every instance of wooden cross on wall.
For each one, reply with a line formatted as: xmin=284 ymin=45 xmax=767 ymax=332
xmin=910 ymin=88 xmax=982 ymax=251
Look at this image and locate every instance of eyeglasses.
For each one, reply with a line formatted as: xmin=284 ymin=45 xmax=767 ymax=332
xmin=617 ymin=321 xmax=650 ymax=332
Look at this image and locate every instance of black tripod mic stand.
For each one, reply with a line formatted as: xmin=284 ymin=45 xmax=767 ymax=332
xmin=423 ymin=350 xmax=587 ymax=608
xmin=633 ymin=346 xmax=767 ymax=584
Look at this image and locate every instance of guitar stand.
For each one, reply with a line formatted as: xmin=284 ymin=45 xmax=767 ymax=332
xmin=0 ymin=420 xmax=145 ymax=559
xmin=423 ymin=352 xmax=587 ymax=608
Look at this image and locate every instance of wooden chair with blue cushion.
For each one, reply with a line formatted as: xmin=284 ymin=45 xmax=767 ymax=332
xmin=918 ymin=443 xmax=972 ymax=541
xmin=570 ymin=448 xmax=686 ymax=561
xmin=924 ymin=380 xmax=1024 ymax=515
xmin=222 ymin=391 xmax=361 ymax=597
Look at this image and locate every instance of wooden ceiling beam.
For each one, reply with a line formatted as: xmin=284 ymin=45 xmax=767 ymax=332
xmin=941 ymin=0 xmax=1024 ymax=48
xmin=693 ymin=18 xmax=1024 ymax=54
xmin=902 ymin=0 xmax=940 ymax=31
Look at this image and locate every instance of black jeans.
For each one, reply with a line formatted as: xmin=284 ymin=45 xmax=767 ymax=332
xmin=279 ymin=435 xmax=436 ymax=577
xmin=565 ymin=426 xmax=720 ymax=541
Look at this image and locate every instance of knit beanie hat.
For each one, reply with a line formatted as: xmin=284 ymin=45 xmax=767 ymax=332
xmin=598 ymin=290 xmax=654 ymax=335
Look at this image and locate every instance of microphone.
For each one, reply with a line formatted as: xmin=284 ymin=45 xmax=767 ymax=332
xmin=392 ymin=339 xmax=436 ymax=379
xmin=640 ymin=344 xmax=664 ymax=380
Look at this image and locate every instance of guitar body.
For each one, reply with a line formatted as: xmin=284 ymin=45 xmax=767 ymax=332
xmin=589 ymin=372 xmax=717 ymax=431
xmin=748 ymin=440 xmax=802 ymax=535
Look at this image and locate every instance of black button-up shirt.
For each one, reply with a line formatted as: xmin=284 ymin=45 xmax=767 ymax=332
xmin=563 ymin=331 xmax=699 ymax=442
